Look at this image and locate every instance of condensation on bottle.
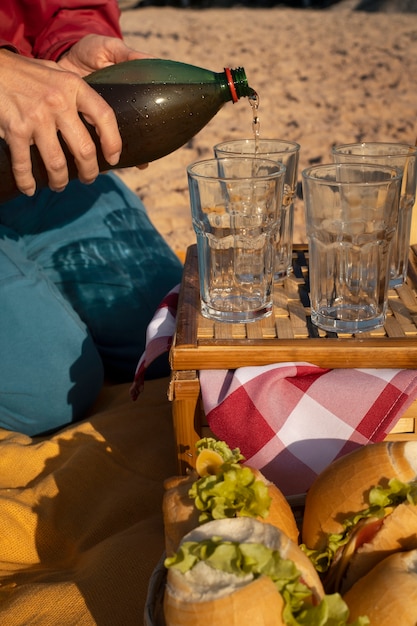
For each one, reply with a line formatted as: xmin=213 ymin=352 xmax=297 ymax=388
xmin=0 ymin=59 xmax=255 ymax=203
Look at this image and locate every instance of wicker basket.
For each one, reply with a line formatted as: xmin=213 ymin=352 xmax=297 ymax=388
xmin=144 ymin=554 xmax=167 ymax=626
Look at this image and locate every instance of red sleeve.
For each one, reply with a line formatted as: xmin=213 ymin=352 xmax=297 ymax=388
xmin=0 ymin=1 xmax=123 ymax=60
xmin=0 ymin=41 xmax=19 ymax=53
xmin=34 ymin=3 xmax=123 ymax=61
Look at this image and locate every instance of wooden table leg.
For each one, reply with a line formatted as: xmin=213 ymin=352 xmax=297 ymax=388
xmin=169 ymin=371 xmax=202 ymax=474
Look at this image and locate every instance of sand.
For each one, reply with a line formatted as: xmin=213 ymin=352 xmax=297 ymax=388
xmin=116 ymin=2 xmax=417 ymax=252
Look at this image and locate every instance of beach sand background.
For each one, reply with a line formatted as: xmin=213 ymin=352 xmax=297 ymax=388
xmin=116 ymin=1 xmax=417 ymax=253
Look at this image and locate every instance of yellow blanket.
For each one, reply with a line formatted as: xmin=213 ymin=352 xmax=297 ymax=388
xmin=0 ymin=377 xmax=176 ymax=625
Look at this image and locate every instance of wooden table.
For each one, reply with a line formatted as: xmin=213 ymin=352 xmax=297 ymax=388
xmin=168 ymin=244 xmax=417 ymax=474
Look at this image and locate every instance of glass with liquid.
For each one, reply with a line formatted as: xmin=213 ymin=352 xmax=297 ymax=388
xmin=187 ymin=157 xmax=286 ymax=323
xmin=214 ymin=138 xmax=300 ymax=281
xmin=332 ymin=142 xmax=417 ymax=287
xmin=302 ymin=162 xmax=402 ymax=333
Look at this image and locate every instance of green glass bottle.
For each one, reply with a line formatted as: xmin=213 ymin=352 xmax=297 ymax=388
xmin=0 ymin=59 xmax=254 ymax=203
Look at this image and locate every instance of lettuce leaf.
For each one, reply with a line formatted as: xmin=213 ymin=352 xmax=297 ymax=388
xmin=165 ymin=538 xmax=369 ymax=626
xmin=195 ymin=437 xmax=244 ymax=463
xmin=368 ymin=477 xmax=417 ymax=508
xmin=189 ymin=463 xmax=272 ymax=523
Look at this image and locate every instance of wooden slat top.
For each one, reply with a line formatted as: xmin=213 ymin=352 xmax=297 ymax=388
xmin=170 ymin=244 xmax=417 ymax=371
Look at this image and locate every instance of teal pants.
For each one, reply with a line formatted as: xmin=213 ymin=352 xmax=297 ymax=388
xmin=0 ymin=173 xmax=183 ymax=436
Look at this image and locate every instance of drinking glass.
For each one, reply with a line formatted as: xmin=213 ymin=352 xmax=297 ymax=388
xmin=214 ymin=139 xmax=300 ymax=282
xmin=187 ymin=157 xmax=286 ymax=323
xmin=302 ymin=162 xmax=402 ymax=333
xmin=332 ymin=142 xmax=417 ymax=286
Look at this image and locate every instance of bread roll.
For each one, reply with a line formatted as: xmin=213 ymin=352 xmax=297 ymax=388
xmin=162 ymin=473 xmax=200 ymax=557
xmin=248 ymin=468 xmax=300 ymax=542
xmin=163 ymin=518 xmax=324 ymax=626
xmin=165 ymin=570 xmax=283 ymax=626
xmin=163 ymin=466 xmax=299 ymax=556
xmin=343 ymin=549 xmax=417 ymax=625
xmin=302 ymin=441 xmax=417 ymax=550
xmin=340 ymin=501 xmax=417 ymax=590
xmin=301 ymin=441 xmax=417 ymax=593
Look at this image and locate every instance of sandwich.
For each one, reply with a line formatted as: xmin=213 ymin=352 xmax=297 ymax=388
xmin=343 ymin=549 xmax=417 ymax=625
xmin=301 ymin=440 xmax=417 ymax=593
xmin=163 ymin=517 xmax=369 ymax=626
xmin=162 ymin=438 xmax=299 ymax=556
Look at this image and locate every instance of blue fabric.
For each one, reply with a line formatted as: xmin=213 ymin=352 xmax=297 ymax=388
xmin=0 ymin=172 xmax=183 ymax=435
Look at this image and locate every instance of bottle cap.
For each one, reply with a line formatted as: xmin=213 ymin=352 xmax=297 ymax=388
xmin=224 ymin=67 xmax=239 ymax=103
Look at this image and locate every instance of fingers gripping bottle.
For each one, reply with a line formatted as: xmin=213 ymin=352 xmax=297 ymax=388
xmin=0 ymin=59 xmax=254 ymax=202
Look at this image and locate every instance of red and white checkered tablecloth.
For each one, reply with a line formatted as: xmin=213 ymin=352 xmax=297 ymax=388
xmin=131 ymin=286 xmax=417 ymax=496
xmin=199 ymin=364 xmax=417 ymax=496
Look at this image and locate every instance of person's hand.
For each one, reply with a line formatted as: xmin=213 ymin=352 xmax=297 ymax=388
xmin=0 ymin=47 xmax=123 ymax=195
xmin=58 ymin=35 xmax=152 ymax=173
xmin=57 ymin=34 xmax=152 ymax=76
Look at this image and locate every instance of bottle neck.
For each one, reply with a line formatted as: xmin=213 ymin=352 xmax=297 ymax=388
xmin=223 ymin=67 xmax=254 ymax=102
